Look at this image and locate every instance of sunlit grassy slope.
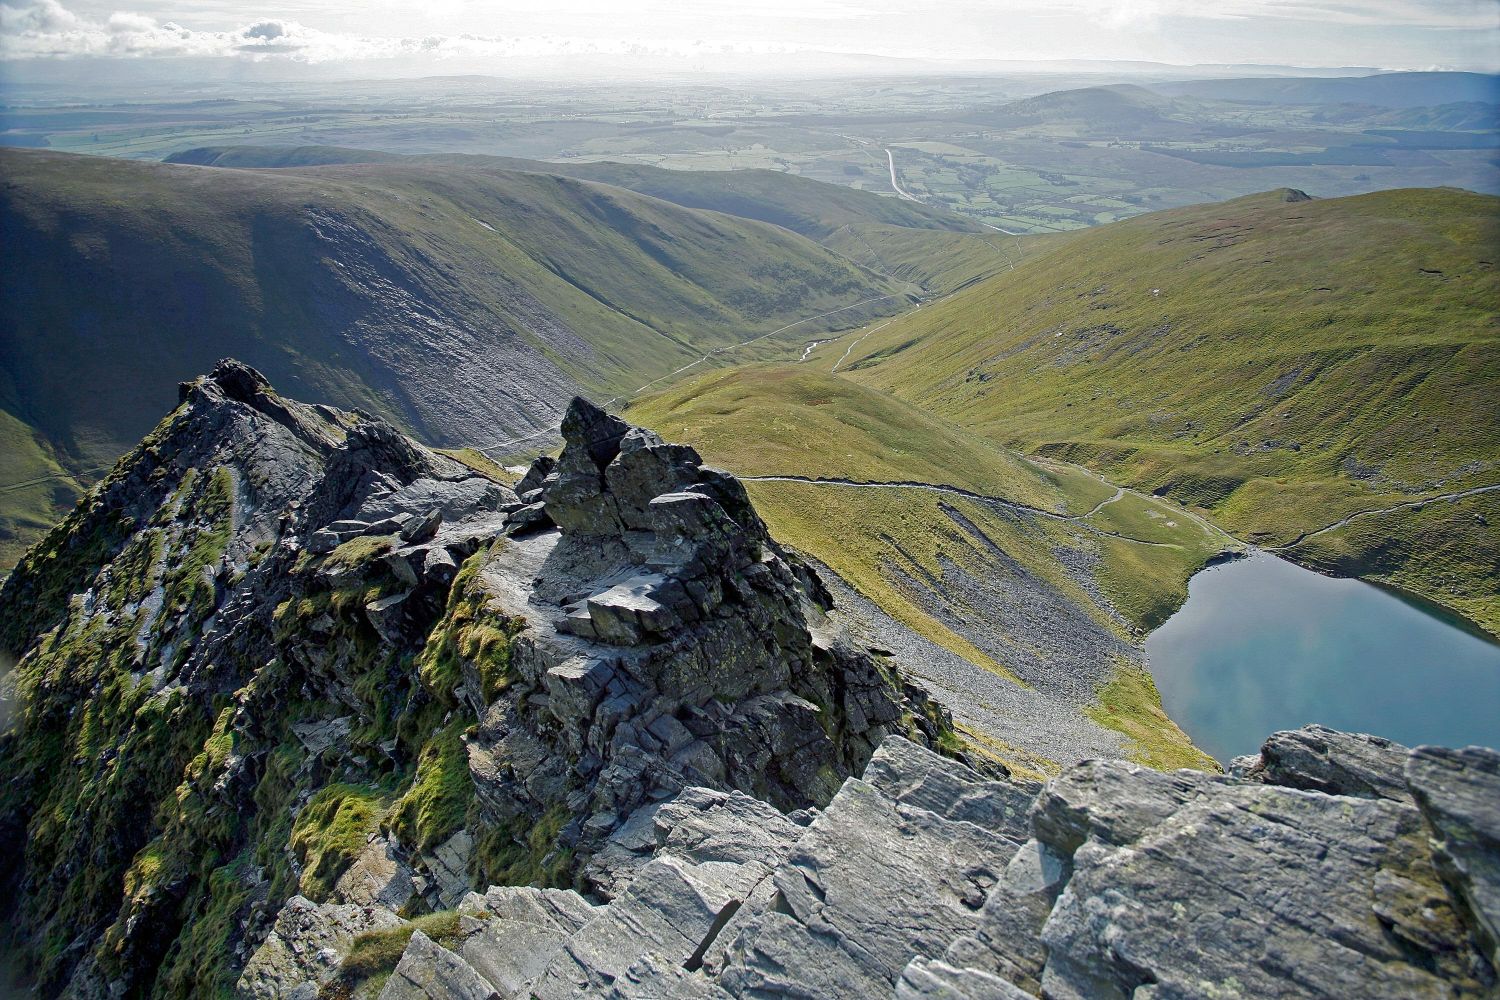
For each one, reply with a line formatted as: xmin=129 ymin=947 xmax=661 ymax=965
xmin=0 ymin=409 xmax=88 ymax=571
xmin=826 ymin=187 xmax=1499 ymax=633
xmin=628 ymin=366 xmax=1075 ymax=509
xmin=628 ymin=366 xmax=1231 ymax=662
xmin=823 ymin=224 xmax=1032 ymax=295
xmin=166 ymin=146 xmax=1016 ymax=297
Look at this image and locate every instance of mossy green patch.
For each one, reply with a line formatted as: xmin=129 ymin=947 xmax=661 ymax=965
xmin=160 ymin=465 xmax=235 ymax=625
xmin=471 ymin=804 xmax=574 ymax=889
xmin=334 ymin=910 xmax=464 ymax=997
xmin=325 ymin=534 xmax=397 ymax=571
xmin=417 ymin=543 xmax=522 ymax=705
xmin=388 ymin=720 xmax=471 ymax=853
xmin=435 ymin=448 xmax=517 ymax=484
xmin=152 ymin=852 xmax=257 ymax=1000
xmin=290 ymin=784 xmax=387 ymax=902
xmin=1084 ymin=661 xmax=1220 ymax=772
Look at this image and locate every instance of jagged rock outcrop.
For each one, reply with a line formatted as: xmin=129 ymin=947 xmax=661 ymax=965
xmin=364 ymin=728 xmax=1497 ymax=1000
xmin=458 ymin=397 xmax=953 ymax=869
xmin=0 ymin=367 xmax=953 ymax=998
xmin=0 ymin=360 xmax=528 ymax=997
xmin=930 ymin=728 xmax=1499 ymax=1000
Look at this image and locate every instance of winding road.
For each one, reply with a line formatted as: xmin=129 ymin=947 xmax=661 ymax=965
xmin=884 ymin=146 xmax=1026 ymax=236
xmin=885 ymin=148 xmax=922 ymax=203
xmin=831 ymin=318 xmax=897 ymax=373
xmin=1081 ymin=486 xmax=1126 ymax=519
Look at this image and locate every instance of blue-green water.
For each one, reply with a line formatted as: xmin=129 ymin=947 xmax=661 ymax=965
xmin=1145 ymin=551 xmax=1500 ymax=763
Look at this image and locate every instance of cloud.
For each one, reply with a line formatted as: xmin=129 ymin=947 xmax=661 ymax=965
xmin=0 ymin=0 xmax=840 ymax=61
xmin=0 ymin=0 xmax=1493 ymax=65
xmin=0 ymin=1 xmax=506 ymax=61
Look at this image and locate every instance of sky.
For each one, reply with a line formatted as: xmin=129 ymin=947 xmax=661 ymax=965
xmin=1 ymin=0 xmax=1496 ymax=76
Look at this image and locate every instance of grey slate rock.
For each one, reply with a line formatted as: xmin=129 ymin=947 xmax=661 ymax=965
xmin=897 ymin=958 xmax=1034 ymax=1000
xmin=1032 ymin=757 xmax=1486 ymax=999
xmin=401 ymin=508 xmax=443 ymax=543
xmin=937 ymin=837 xmax=1069 ymax=994
xmin=361 ymin=476 xmax=513 ymax=525
xmin=861 ymin=734 xmax=1034 ymax=837
xmin=458 ymin=885 xmax=598 ymax=934
xmin=530 ymin=857 xmax=765 ymax=999
xmin=587 ymin=786 xmax=804 ymax=900
xmin=236 ymin=895 xmax=405 ymax=999
xmin=461 ymin=920 xmax=574 ymax=999
xmin=1406 ymin=744 xmax=1500 ymax=969
xmin=455 ymin=888 xmax=599 ymax=998
xmin=712 ymin=745 xmax=1026 ymax=998
xmin=503 ymin=501 xmax=552 ymax=536
xmin=466 ymin=395 xmax=921 ymax=864
xmin=378 ymin=930 xmax=499 ymax=1000
xmin=515 ymin=454 xmax=557 ymax=498
xmin=333 ymin=834 xmax=417 ymax=910
xmin=1244 ymin=723 xmax=1414 ymax=802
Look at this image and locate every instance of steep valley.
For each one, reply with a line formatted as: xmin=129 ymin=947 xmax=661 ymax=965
xmin=1 ymin=147 xmax=1000 ymax=569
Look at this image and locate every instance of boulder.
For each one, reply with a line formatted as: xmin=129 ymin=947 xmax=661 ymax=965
xmin=401 ymin=508 xmax=443 ymax=544
xmin=333 ymin=834 xmax=416 ymax=910
xmin=1242 ymin=723 xmax=1413 ymax=802
xmin=1031 ymin=758 xmax=1486 ymax=999
xmin=515 ymin=454 xmax=558 ymax=498
xmin=503 ymin=501 xmax=553 ymax=537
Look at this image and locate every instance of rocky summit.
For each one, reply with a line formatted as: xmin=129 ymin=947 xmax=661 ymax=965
xmin=0 ymin=362 xmax=1496 ymax=999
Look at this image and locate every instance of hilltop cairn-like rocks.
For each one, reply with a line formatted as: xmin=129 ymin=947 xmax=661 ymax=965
xmin=465 ymin=397 xmax=948 ymax=866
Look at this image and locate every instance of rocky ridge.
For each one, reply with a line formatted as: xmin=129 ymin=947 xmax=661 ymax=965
xmin=355 ymin=725 xmax=1499 ymax=1000
xmin=0 ymin=362 xmax=1495 ymax=999
xmin=0 ymin=362 xmax=947 ymax=997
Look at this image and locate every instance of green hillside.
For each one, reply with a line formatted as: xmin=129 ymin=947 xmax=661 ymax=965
xmin=165 ymin=145 xmax=980 ymax=241
xmin=820 ymin=187 xmax=1500 ymax=633
xmin=0 ymin=148 xmax=926 ymax=568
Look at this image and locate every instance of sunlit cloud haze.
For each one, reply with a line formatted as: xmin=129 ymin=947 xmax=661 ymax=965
xmin=1 ymin=0 xmax=1496 ymax=74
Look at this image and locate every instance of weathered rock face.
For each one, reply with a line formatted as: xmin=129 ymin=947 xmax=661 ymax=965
xmin=935 ymin=726 xmax=1500 ymax=1000
xmin=359 ymin=736 xmax=1036 ymax=1000
xmin=462 ymin=397 xmax=951 ymax=871
xmin=0 ymin=360 xmax=528 ymax=998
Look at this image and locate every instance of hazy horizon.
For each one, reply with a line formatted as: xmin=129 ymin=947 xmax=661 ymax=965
xmin=1 ymin=0 xmax=1496 ymax=92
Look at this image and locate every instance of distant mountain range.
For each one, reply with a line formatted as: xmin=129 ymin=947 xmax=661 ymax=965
xmin=1151 ymin=71 xmax=1499 ymax=108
